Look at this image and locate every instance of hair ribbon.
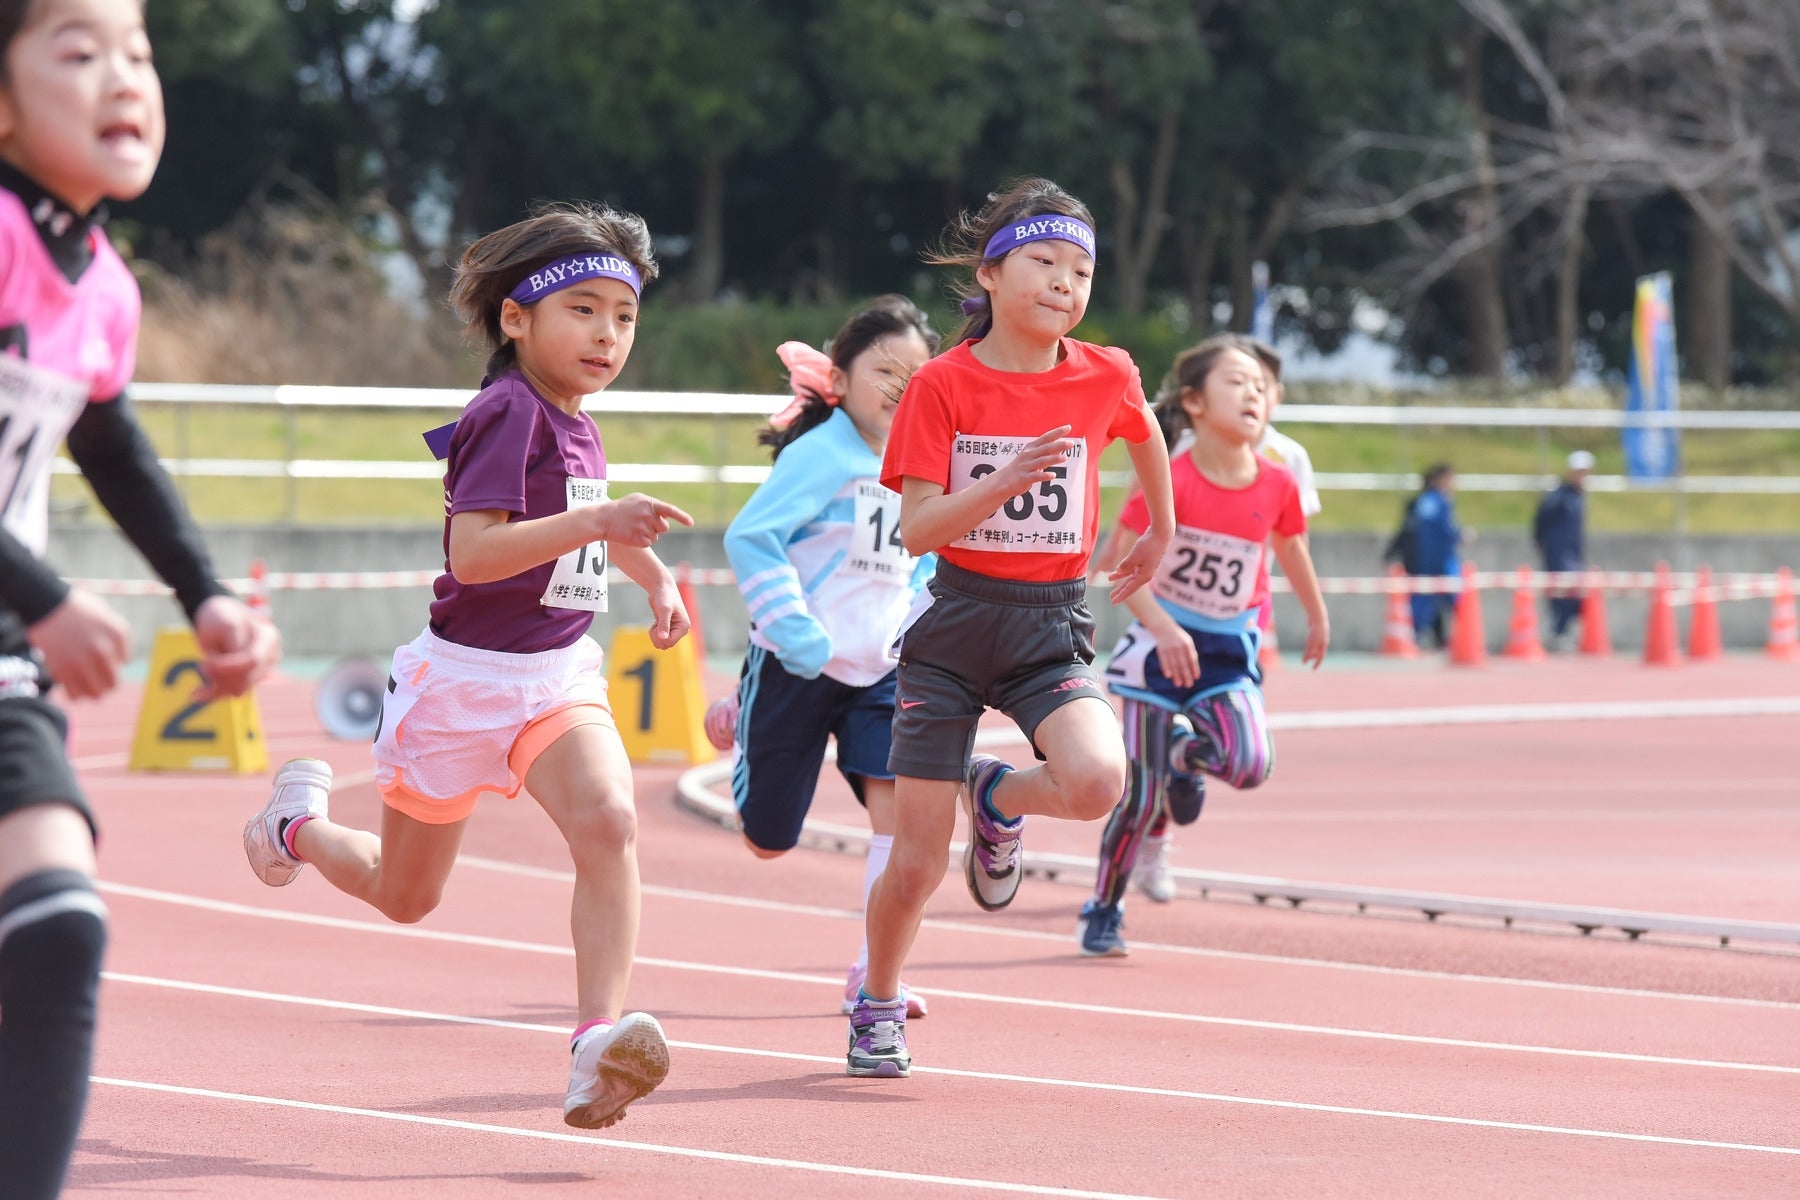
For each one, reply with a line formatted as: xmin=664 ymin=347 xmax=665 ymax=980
xmin=769 ymin=341 xmax=839 ymax=430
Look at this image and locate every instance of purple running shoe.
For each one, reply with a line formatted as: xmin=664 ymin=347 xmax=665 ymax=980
xmin=846 ymin=992 xmax=910 ymax=1077
xmin=962 ymin=754 xmax=1023 ymax=911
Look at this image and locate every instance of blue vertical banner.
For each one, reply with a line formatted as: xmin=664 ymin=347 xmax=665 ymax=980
xmin=1250 ymin=260 xmax=1274 ymax=344
xmin=1623 ymin=272 xmax=1680 ymax=480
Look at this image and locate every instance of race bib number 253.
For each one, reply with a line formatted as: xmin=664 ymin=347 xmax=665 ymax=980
xmin=947 ymin=433 xmax=1086 ymax=554
xmin=1153 ymin=526 xmax=1262 ymax=620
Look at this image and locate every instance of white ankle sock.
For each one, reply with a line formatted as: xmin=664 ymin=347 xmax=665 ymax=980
xmin=857 ymin=834 xmax=894 ymax=968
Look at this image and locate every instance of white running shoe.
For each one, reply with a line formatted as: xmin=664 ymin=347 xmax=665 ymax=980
xmin=564 ymin=1012 xmax=671 ymax=1129
xmin=243 ymin=758 xmax=332 ymax=887
xmin=1132 ymin=835 xmax=1177 ymax=904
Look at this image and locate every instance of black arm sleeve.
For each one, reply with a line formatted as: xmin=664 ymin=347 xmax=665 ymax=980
xmin=63 ymin=392 xmax=232 ymax=620
xmin=0 ymin=526 xmax=70 ymax=626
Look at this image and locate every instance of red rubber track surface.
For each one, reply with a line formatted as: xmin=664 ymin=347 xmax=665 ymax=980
xmin=63 ymin=656 xmax=1800 ymax=1199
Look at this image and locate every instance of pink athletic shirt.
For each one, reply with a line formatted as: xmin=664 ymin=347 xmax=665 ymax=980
xmin=0 ymin=186 xmax=138 ymax=555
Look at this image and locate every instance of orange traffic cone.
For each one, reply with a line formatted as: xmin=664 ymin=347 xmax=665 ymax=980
xmin=247 ymin=558 xmax=271 ymax=617
xmin=1578 ymin=573 xmax=1612 ymax=656
xmin=1687 ymin=566 xmax=1723 ymax=662
xmin=1449 ymin=563 xmax=1486 ymax=667
xmin=1767 ymin=567 xmax=1800 ymax=663
xmin=1642 ymin=562 xmax=1681 ymax=667
xmin=1503 ymin=565 xmax=1545 ymax=662
xmin=1258 ymin=616 xmax=1281 ymax=673
xmin=676 ymin=561 xmax=706 ymax=664
xmin=1379 ymin=565 xmax=1419 ymax=658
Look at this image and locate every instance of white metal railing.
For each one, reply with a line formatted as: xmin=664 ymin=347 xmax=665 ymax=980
xmin=126 ymin=382 xmax=1800 ymax=428
xmin=93 ymin=384 xmax=1800 ymax=523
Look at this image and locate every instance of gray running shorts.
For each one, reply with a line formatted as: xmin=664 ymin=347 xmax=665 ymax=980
xmin=888 ymin=559 xmax=1104 ymax=781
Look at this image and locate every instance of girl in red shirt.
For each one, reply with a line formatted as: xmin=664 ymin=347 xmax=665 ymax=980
xmin=850 ymin=177 xmax=1175 ymax=1077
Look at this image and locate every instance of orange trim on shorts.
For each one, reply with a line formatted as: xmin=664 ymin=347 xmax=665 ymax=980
xmin=379 ymin=773 xmax=500 ymax=825
xmin=377 ymin=696 xmax=615 ymax=826
xmin=508 ymin=699 xmax=617 ymax=782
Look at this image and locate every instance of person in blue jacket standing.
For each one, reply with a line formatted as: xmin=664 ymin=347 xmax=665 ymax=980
xmin=707 ymin=296 xmax=938 ymax=1018
xmin=1386 ymin=464 xmax=1464 ymax=648
xmin=1534 ymin=450 xmax=1593 ymax=650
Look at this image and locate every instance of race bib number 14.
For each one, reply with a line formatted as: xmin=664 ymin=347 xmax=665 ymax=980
xmin=847 ymin=479 xmax=914 ymax=583
xmin=541 ymin=477 xmax=609 ymax=612
xmin=948 ymin=433 xmax=1085 ymax=554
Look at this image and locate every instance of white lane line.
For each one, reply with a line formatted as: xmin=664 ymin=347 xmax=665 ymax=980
xmin=97 ymin=884 xmax=1800 ymax=1074
xmin=964 ymin=697 xmax=1800 ymax=742
xmin=87 ymin=1075 xmax=1166 ymax=1199
xmin=329 ymin=766 xmax=378 ymax=792
xmin=1190 ymin=808 xmax=1800 ymax=824
xmin=458 ymin=855 xmax=1800 ymax=1013
xmin=98 ymin=975 xmax=1800 ymax=1158
xmin=1278 ymin=696 xmax=1800 ymax=732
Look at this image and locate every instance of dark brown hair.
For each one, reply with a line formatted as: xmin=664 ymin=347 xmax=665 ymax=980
xmin=760 ymin=294 xmax=939 ymax=460
xmin=0 ymin=0 xmax=37 ymax=62
xmin=449 ymin=201 xmax=659 ymax=382
xmin=1 ymin=0 xmax=145 ymax=73
xmin=926 ymin=177 xmax=1094 ymax=346
xmin=1151 ymin=333 xmax=1264 ymax=444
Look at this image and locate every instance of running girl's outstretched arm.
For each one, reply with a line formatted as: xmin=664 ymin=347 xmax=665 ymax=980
xmin=895 ymin=426 xmax=1077 ymax=556
xmin=65 ymin=393 xmax=279 ymax=698
xmin=610 ymin=543 xmax=691 ymax=650
xmin=1271 ymin=532 xmax=1330 ymax=668
xmin=448 ymin=494 xmax=693 ymax=585
xmin=1107 ymin=434 xmax=1175 ymax=603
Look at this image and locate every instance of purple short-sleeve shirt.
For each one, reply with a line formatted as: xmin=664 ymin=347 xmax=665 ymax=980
xmin=428 ymin=370 xmax=608 ymax=653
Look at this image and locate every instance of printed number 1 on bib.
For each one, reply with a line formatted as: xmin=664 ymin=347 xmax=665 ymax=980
xmin=542 ymin=478 xmax=609 ymax=612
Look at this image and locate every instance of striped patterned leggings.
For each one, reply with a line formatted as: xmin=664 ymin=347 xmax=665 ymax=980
xmin=1093 ymin=687 xmax=1275 ymax=908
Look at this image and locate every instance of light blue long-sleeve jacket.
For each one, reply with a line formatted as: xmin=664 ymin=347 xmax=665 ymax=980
xmin=723 ymin=409 xmax=935 ymax=687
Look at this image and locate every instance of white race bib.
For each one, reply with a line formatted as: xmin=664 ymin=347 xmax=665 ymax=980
xmin=1153 ymin=526 xmax=1262 ymax=619
xmin=1102 ymin=622 xmax=1157 ymax=690
xmin=540 ymin=477 xmax=609 ymax=612
xmin=846 ymin=479 xmax=914 ymax=583
xmin=0 ymin=355 xmax=89 ymax=556
xmin=947 ymin=433 xmax=1085 ymax=554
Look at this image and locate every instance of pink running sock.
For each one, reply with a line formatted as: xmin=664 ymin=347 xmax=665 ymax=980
xmin=282 ymin=814 xmax=314 ymax=860
xmin=571 ymin=1017 xmax=614 ymax=1045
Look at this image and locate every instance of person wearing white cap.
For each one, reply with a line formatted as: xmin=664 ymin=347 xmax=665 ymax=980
xmin=1534 ymin=450 xmax=1595 ymax=650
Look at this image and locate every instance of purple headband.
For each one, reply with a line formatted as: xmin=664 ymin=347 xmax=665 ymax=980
xmin=963 ymin=214 xmax=1098 ymax=315
xmin=509 ymin=253 xmax=642 ymax=305
xmin=981 ymin=214 xmax=1097 ymax=263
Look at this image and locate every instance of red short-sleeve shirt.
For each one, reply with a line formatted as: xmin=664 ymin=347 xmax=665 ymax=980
xmin=881 ymin=338 xmax=1155 ymax=582
xmin=1121 ymin=450 xmax=1305 ymax=621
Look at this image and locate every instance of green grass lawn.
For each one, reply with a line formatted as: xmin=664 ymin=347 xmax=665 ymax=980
xmin=51 ymin=401 xmax=1800 ymax=533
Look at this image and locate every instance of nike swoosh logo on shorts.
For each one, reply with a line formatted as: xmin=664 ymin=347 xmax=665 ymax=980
xmin=899 ymin=699 xmax=926 ymax=709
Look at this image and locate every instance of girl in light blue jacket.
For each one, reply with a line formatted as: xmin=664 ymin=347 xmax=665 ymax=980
xmin=710 ymin=296 xmax=938 ymax=1016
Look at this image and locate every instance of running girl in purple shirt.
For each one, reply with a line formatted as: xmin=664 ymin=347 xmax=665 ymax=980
xmin=243 ymin=204 xmax=693 ymax=1130
xmin=0 ymin=3 xmax=281 ymax=1194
